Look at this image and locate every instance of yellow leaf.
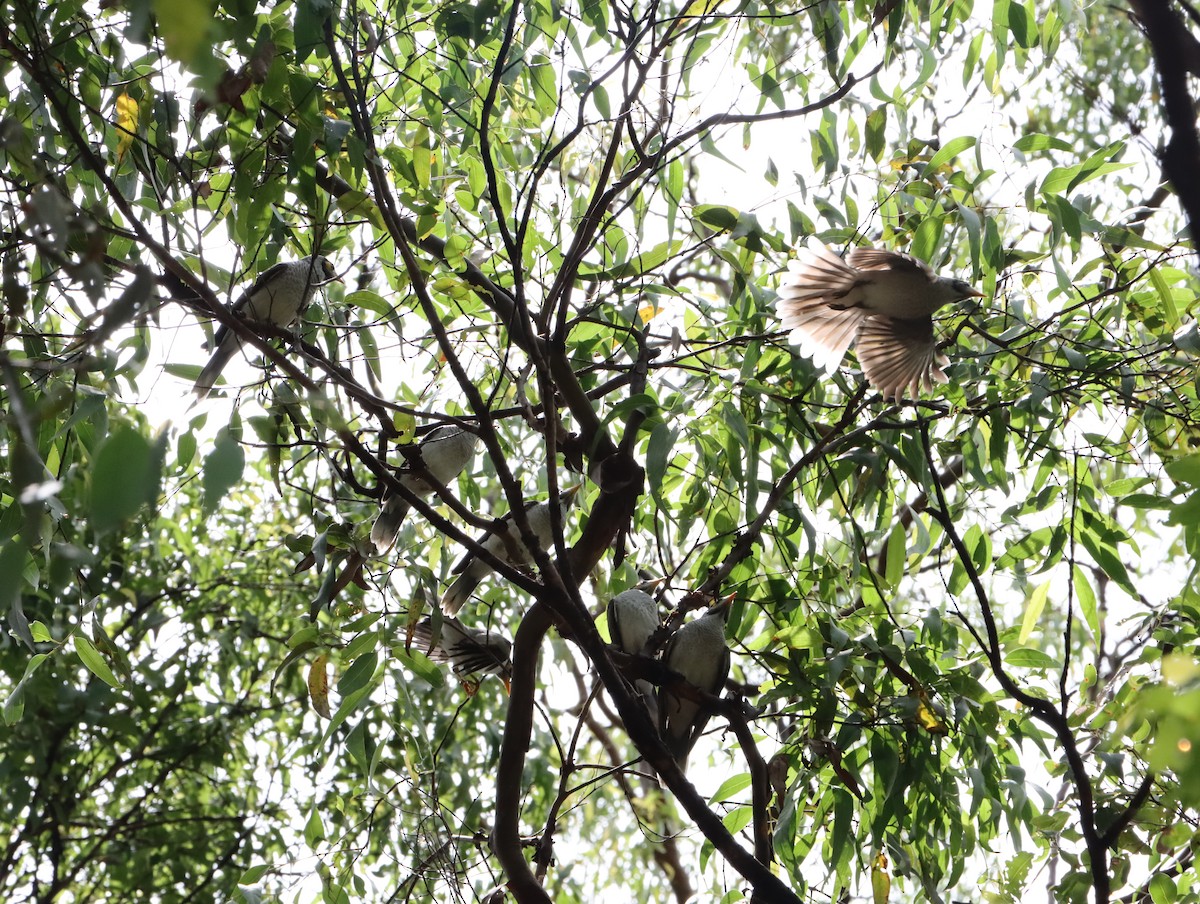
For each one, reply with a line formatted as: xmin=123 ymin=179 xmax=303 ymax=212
xmin=871 ymin=852 xmax=890 ymax=904
xmin=114 ymin=91 xmax=138 ymax=166
xmin=638 ymin=304 xmax=659 ymax=324
xmin=916 ymin=698 xmax=948 ymax=735
xmin=308 ymin=654 xmax=331 ymax=719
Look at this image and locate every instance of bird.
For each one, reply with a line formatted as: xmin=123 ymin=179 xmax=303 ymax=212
xmin=777 ymin=243 xmax=984 ymax=400
xmin=659 ymin=595 xmax=733 ymax=768
xmin=410 ymin=616 xmax=512 ymax=692
xmin=440 ymin=485 xmax=581 ymax=616
xmin=606 ymin=583 xmax=663 ymax=721
xmin=370 ymin=424 xmax=480 ymax=551
xmin=193 ymin=256 xmax=339 ymax=397
xmin=607 ymin=585 xmax=661 ymax=657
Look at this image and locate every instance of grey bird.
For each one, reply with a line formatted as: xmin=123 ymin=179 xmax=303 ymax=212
xmin=606 ymin=584 xmax=663 ymax=721
xmin=411 ymin=616 xmax=512 ymax=692
xmin=607 ymin=586 xmax=660 ymax=657
xmin=194 ymin=256 xmax=338 ymax=397
xmin=370 ymin=424 xmax=479 ymax=551
xmin=777 ymin=243 xmax=984 ymax=400
xmin=659 ymin=595 xmax=733 ymax=768
xmin=440 ymin=485 xmax=581 ymax=616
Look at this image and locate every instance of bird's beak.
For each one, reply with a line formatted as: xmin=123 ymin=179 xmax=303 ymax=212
xmin=501 ymin=675 xmax=512 ymax=695
xmin=319 ymin=260 xmax=343 ymax=285
xmin=966 ymin=287 xmax=986 ymax=298
xmin=562 ymin=483 xmax=583 ymax=501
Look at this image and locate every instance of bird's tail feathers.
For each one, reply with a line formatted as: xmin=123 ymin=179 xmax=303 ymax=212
xmin=778 ymin=243 xmax=866 ymax=368
xmin=192 ymin=339 xmax=237 ymax=398
xmin=370 ymin=498 xmax=410 ymax=551
xmin=776 ymin=303 xmax=865 ymax=370
xmin=440 ymin=574 xmax=475 ymax=616
xmin=782 ymin=242 xmax=859 ymax=299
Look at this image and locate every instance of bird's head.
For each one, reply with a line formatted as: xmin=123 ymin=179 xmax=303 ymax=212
xmin=943 ymin=277 xmax=985 ymax=302
xmin=312 ymin=256 xmax=341 ymax=285
xmin=707 ymin=592 xmax=736 ymax=621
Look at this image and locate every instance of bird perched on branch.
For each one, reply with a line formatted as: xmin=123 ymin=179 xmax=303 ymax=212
xmin=777 ymin=243 xmax=984 ymax=400
xmin=607 ymin=585 xmax=661 ymax=657
xmin=411 ymin=616 xmax=512 ymax=693
xmin=193 ymin=256 xmax=339 ymax=397
xmin=371 ymin=424 xmax=479 ymax=551
xmin=659 ymin=595 xmax=733 ymax=768
xmin=440 ymin=485 xmax=581 ymax=615
xmin=606 ymin=582 xmax=663 ymax=721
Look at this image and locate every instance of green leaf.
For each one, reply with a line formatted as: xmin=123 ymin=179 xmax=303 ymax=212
xmin=304 ymin=806 xmax=325 ymax=847
xmin=1073 ymin=565 xmax=1100 ymax=642
xmin=91 ymin=426 xmax=159 ymax=533
xmin=925 ymin=135 xmax=976 ymax=173
xmin=1039 ymin=142 xmax=1128 ymax=195
xmin=865 ymin=107 xmax=886 ymax=162
xmin=1018 ymin=580 xmax=1051 ymax=645
xmin=29 ymin=620 xmax=53 ymax=643
xmin=240 ymin=864 xmax=270 ymax=886
xmin=397 ymin=649 xmax=446 ymax=689
xmin=710 ymin=773 xmax=753 ymax=803
xmin=1005 ymin=0 xmax=1038 ymax=48
xmin=578 ymin=239 xmax=684 ymax=280
xmin=693 ymin=204 xmax=740 ymax=232
xmin=1149 ymin=872 xmax=1177 ymax=904
xmin=1014 ymin=133 xmax=1074 ymax=154
xmin=0 ymin=540 xmax=34 ymax=650
xmin=1003 ymin=647 xmax=1057 ymax=670
xmin=647 ymin=423 xmax=677 ymax=495
xmin=963 ymin=524 xmax=992 ymax=575
xmin=152 ymin=0 xmax=215 ymax=68
xmin=74 ymin=635 xmax=121 ymax=688
xmin=722 ymin=806 xmax=753 ymax=834
xmin=884 ymin=522 xmax=906 ymax=589
xmin=294 ymin=0 xmax=333 ymax=63
xmin=1165 ymin=454 xmax=1200 ymax=488
xmin=203 ymin=430 xmax=246 ymax=512
xmin=336 ymin=650 xmax=379 ymax=697
xmin=4 ymin=652 xmax=48 ymax=724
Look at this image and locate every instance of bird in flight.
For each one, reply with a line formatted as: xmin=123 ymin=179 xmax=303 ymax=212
xmin=778 ymin=243 xmax=984 ymax=400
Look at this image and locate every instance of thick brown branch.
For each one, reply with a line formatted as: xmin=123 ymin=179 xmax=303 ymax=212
xmin=1134 ymin=0 xmax=1200 ymax=254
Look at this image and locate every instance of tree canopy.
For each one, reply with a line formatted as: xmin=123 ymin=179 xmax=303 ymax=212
xmin=4 ymin=0 xmax=1200 ymax=901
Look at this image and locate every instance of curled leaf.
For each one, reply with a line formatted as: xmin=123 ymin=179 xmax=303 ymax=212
xmin=114 ymin=92 xmax=138 ymax=166
xmin=308 ymin=654 xmax=331 ymax=719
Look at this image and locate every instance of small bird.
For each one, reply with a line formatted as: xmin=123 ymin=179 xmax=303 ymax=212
xmin=410 ymin=616 xmax=512 ymax=692
xmin=607 ymin=586 xmax=661 ymax=657
xmin=606 ymin=583 xmax=662 ymax=721
xmin=370 ymin=424 xmax=480 ymax=551
xmin=440 ymin=485 xmax=581 ymax=615
xmin=659 ymin=596 xmax=733 ymax=768
xmin=194 ymin=256 xmax=339 ymax=397
xmin=777 ymin=243 xmax=984 ymax=400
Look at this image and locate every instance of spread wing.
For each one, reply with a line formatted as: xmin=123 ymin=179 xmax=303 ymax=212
xmin=847 ymin=247 xmax=935 ymax=281
xmin=856 ymin=315 xmax=948 ymax=401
